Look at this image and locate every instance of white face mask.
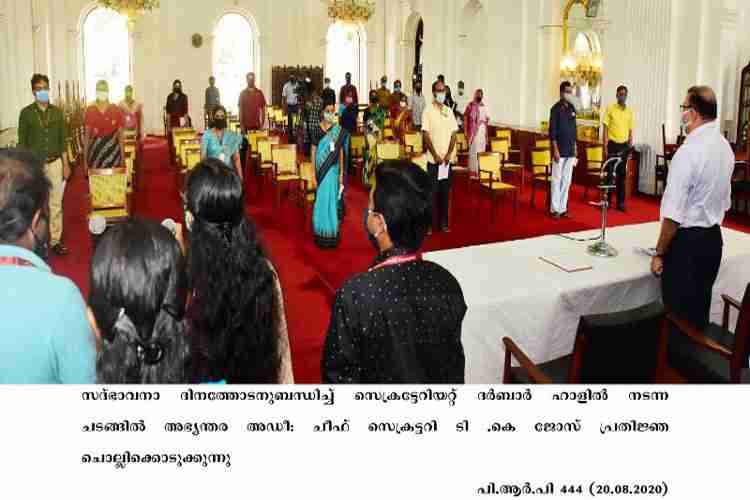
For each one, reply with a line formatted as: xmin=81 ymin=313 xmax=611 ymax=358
xmin=97 ymin=91 xmax=108 ymax=102
xmin=400 ymin=101 xmax=407 ymax=108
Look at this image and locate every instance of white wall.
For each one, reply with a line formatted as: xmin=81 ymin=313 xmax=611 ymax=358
xmin=0 ymin=0 xmax=746 ymax=172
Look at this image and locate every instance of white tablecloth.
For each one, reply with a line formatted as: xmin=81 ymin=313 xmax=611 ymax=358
xmin=425 ymin=222 xmax=750 ymax=383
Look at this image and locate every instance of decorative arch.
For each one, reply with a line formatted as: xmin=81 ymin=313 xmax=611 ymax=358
xmin=325 ymin=21 xmax=367 ymax=98
xmin=78 ymin=2 xmax=133 ymax=103
xmin=211 ymin=9 xmax=261 ymax=114
xmin=403 ymin=11 xmax=423 ymax=92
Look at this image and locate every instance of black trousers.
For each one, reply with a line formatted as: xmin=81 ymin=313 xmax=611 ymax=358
xmin=428 ymin=162 xmax=452 ymax=230
xmin=662 ymin=225 xmax=723 ymax=330
xmin=287 ymin=105 xmax=298 ymax=143
xmin=240 ymin=136 xmax=249 ymax=172
xmin=606 ymin=141 xmax=629 ymax=208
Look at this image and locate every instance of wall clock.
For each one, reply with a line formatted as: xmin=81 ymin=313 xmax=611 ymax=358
xmin=192 ymin=33 xmax=203 ymax=48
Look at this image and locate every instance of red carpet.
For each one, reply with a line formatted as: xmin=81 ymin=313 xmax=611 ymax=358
xmin=51 ymin=137 xmax=750 ymax=383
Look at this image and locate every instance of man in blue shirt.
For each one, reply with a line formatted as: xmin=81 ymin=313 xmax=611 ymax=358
xmin=549 ymin=81 xmax=578 ymax=218
xmin=0 ymin=149 xmax=95 ymax=384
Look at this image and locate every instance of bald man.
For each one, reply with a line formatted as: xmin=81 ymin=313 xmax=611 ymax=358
xmin=652 ymin=86 xmax=733 ymax=332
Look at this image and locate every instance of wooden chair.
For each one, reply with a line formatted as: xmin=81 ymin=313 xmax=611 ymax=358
xmin=504 ymin=302 xmax=666 ymax=383
xmin=655 ymin=123 xmax=676 ymax=195
xmin=176 ymin=144 xmax=202 ymax=192
xmin=376 ymin=140 xmax=401 ymax=163
xmin=664 ymin=283 xmax=750 ymax=383
xmin=256 ymin=135 xmax=281 ymax=192
xmin=455 ymin=131 xmax=469 ymax=166
xmin=172 ymin=128 xmax=194 ymax=153
xmin=535 ymin=138 xmax=551 ymax=149
xmin=495 ymin=128 xmax=521 ymax=161
xmin=583 ymin=144 xmax=604 ymax=202
xmin=88 ymin=167 xmax=130 ymax=226
xmin=475 ymin=151 xmax=518 ymax=220
xmin=271 ymin=143 xmax=301 ymax=207
xmin=298 ymin=161 xmax=317 ymax=231
xmin=492 ymin=138 xmax=524 ymax=192
xmin=350 ymin=133 xmax=366 ymax=181
xmin=179 ymin=137 xmax=200 ymax=168
xmin=530 ymin=147 xmax=552 ymax=210
xmin=382 ymin=127 xmax=395 ymax=139
xmin=403 ymin=131 xmax=423 ymax=156
xmin=246 ymin=129 xmax=269 ymax=173
xmin=731 ymin=161 xmax=750 ymax=213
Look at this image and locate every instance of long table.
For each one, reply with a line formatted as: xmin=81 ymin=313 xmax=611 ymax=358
xmin=424 ymin=222 xmax=750 ymax=383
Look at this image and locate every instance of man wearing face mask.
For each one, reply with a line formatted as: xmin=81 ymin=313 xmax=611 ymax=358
xmin=322 ymin=161 xmax=466 ymax=383
xmin=436 ymin=74 xmax=455 ymax=112
xmin=282 ymin=74 xmax=300 ymax=144
xmin=0 ymin=149 xmax=95 ymax=383
xmin=18 ymin=73 xmax=70 ymax=256
xmin=166 ymin=79 xmax=189 ymax=162
xmin=376 ymin=75 xmax=392 ymax=108
xmin=548 ymin=81 xmax=578 ymax=218
xmin=652 ymin=86 xmax=733 ymax=341
xmin=339 ymin=72 xmax=359 ymax=107
xmin=603 ymin=85 xmax=635 ymax=211
xmin=322 ymin=77 xmax=336 ymax=107
xmin=408 ymin=82 xmax=426 ymax=131
xmin=454 ymin=80 xmax=468 ymax=124
xmin=238 ymin=72 xmax=266 ymax=171
xmin=422 ymin=80 xmax=459 ymax=232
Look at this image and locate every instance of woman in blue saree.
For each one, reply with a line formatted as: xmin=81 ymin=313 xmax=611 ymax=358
xmin=200 ymin=106 xmax=243 ymax=181
xmin=312 ymin=103 xmax=349 ymax=248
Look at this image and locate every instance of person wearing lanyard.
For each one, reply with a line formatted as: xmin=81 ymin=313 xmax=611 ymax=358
xmin=0 ymin=149 xmax=95 ymax=383
xmin=321 ymin=161 xmax=467 ymax=383
xmin=17 ymin=73 xmax=70 ymax=256
xmin=201 ymin=106 xmax=243 ymax=181
xmin=652 ymin=86 xmax=733 ymax=334
xmin=602 ymin=85 xmax=635 ymax=211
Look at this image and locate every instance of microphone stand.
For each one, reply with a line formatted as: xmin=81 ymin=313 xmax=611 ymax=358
xmin=587 ymin=154 xmax=626 ymax=258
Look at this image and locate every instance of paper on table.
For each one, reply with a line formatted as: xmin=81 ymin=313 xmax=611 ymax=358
xmin=539 ymin=252 xmax=594 ymax=273
xmin=438 ymin=163 xmax=449 ymax=180
xmin=635 ymin=246 xmax=658 ymax=257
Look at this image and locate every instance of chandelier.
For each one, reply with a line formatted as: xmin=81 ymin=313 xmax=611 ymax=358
xmin=327 ymin=0 xmax=375 ymax=23
xmin=98 ymin=0 xmax=159 ymax=30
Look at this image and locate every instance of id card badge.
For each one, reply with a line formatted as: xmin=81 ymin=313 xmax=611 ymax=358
xmin=219 ymin=153 xmax=226 ymax=162
xmin=330 ymin=142 xmax=335 ymax=153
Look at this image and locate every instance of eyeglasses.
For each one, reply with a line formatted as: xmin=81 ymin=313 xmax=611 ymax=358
xmin=679 ymin=105 xmax=692 ymax=111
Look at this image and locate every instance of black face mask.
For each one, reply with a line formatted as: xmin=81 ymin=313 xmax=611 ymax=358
xmin=213 ymin=119 xmax=227 ymax=129
xmin=363 ymin=208 xmax=379 ymax=250
xmin=173 ymin=87 xmax=181 ymax=94
xmin=31 ymin=218 xmax=49 ymax=259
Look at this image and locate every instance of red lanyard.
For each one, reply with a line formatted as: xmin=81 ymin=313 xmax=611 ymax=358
xmin=0 ymin=257 xmax=36 ymax=268
xmin=370 ymin=253 xmax=422 ymax=271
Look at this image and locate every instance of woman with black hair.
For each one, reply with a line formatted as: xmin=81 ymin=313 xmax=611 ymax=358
xmin=185 ymin=158 xmax=293 ymax=383
xmin=321 ymin=160 xmax=466 ymax=383
xmin=88 ymin=219 xmax=190 ymax=383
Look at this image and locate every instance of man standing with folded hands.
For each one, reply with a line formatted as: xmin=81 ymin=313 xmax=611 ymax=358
xmin=422 ymin=79 xmax=458 ymax=233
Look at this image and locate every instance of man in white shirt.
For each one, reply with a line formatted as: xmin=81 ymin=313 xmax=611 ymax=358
xmin=454 ymin=80 xmax=469 ymax=126
xmin=282 ymin=75 xmax=300 ymax=143
xmin=652 ymin=86 xmax=733 ymax=330
xmin=422 ymin=79 xmax=458 ymax=232
xmin=408 ymin=81 xmax=426 ymax=130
